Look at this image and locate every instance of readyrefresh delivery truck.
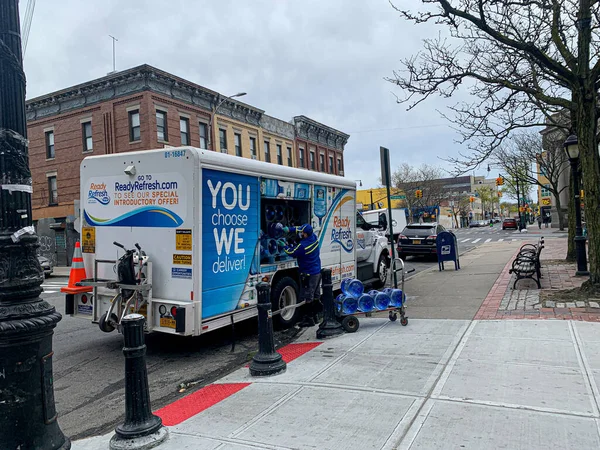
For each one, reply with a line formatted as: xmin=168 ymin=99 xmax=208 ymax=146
xmin=71 ymin=147 xmax=390 ymax=336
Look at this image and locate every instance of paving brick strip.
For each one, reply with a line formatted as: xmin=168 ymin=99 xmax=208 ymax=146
xmin=475 ymin=239 xmax=600 ymax=321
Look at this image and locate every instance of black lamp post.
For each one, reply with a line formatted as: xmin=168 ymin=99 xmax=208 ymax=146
xmin=563 ymin=134 xmax=589 ymax=276
xmin=0 ymin=2 xmax=69 ymax=448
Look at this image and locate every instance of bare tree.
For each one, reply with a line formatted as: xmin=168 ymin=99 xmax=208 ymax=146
xmin=389 ymin=0 xmax=600 ymax=287
xmin=496 ymin=131 xmax=569 ymax=229
xmin=392 ymin=163 xmax=447 ymax=213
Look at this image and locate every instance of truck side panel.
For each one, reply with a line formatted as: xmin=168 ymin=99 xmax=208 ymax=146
xmin=201 ymin=168 xmax=260 ymax=318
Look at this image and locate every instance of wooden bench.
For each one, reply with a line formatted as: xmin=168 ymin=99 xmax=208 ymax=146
xmin=509 ymin=238 xmax=544 ymax=289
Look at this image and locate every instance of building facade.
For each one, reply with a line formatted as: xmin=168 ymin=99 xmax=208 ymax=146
xmin=26 ymin=64 xmax=349 ymax=265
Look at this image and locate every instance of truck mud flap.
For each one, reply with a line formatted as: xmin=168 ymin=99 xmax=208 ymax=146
xmin=175 ymin=307 xmax=186 ymax=333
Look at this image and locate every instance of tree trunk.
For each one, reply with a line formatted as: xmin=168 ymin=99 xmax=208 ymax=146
xmin=576 ymin=93 xmax=600 ymax=285
xmin=554 ymin=194 xmax=565 ymax=231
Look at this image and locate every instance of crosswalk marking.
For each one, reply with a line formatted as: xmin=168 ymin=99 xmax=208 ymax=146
xmin=498 ymin=239 xmax=504 ymax=242
xmin=484 ymin=238 xmax=492 ymax=243
xmin=472 ymin=238 xmax=481 ymax=243
xmin=460 ymin=238 xmax=471 ymax=243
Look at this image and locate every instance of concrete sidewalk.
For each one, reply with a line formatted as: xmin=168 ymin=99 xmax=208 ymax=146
xmin=74 ymin=318 xmax=600 ymax=449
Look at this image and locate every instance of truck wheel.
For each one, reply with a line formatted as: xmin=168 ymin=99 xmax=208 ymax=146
xmin=271 ymin=276 xmax=300 ymax=329
xmin=372 ymin=254 xmax=389 ymax=289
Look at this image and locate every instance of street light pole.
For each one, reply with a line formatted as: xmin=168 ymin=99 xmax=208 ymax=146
xmin=563 ymin=135 xmax=589 ymax=276
xmin=0 ymin=1 xmax=69 ymax=448
xmin=207 ymin=92 xmax=246 ymax=151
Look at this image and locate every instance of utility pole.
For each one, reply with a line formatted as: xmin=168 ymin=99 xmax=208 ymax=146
xmin=0 ymin=1 xmax=69 ymax=448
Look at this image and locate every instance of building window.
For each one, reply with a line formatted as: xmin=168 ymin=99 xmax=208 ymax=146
xmin=45 ymin=130 xmax=55 ymax=159
xmin=299 ymin=148 xmax=305 ymax=168
xmin=287 ymin=146 xmax=292 ymax=167
xmin=129 ymin=110 xmax=140 ymax=142
xmin=156 ymin=111 xmax=168 ymax=141
xmin=337 ymin=158 xmax=342 ymax=173
xmin=250 ymin=137 xmax=257 ymax=158
xmin=310 ymin=152 xmax=315 ymax=170
xmin=48 ymin=176 xmax=58 ymax=205
xmin=180 ymin=117 xmax=190 ymax=145
xmin=264 ymin=141 xmax=271 ymax=162
xmin=82 ymin=122 xmax=93 ymax=152
xmin=541 ymin=184 xmax=551 ymax=197
xmin=319 ymin=154 xmax=325 ymax=172
xmin=219 ymin=129 xmax=227 ymax=153
xmin=277 ymin=144 xmax=283 ymax=165
xmin=329 ymin=156 xmax=334 ymax=173
xmin=199 ymin=123 xmax=208 ymax=149
xmin=234 ymin=133 xmax=242 ymax=157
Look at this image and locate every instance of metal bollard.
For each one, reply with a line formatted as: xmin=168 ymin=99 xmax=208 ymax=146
xmin=317 ymin=268 xmax=344 ymax=339
xmin=110 ymin=314 xmax=168 ymax=450
xmin=249 ymin=283 xmax=287 ymax=377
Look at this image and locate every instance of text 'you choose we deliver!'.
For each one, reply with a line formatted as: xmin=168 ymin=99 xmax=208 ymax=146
xmin=203 ymin=170 xmax=259 ymax=281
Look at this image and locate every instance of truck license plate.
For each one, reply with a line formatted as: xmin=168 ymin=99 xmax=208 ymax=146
xmin=160 ymin=317 xmax=176 ymax=329
xmin=413 ymin=239 xmax=421 ymax=244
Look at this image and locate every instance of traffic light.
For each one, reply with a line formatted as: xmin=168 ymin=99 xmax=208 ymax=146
xmin=469 ymin=196 xmax=475 ymax=203
xmin=495 ymin=177 xmax=504 ymax=186
xmin=415 ymin=190 xmax=423 ymax=198
xmin=497 ymin=191 xmax=503 ymax=198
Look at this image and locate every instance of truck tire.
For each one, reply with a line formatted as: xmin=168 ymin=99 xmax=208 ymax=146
xmin=372 ymin=254 xmax=389 ymax=289
xmin=271 ymin=276 xmax=300 ymax=329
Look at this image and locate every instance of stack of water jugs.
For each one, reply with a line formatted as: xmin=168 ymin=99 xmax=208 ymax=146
xmin=335 ymin=278 xmax=404 ymax=315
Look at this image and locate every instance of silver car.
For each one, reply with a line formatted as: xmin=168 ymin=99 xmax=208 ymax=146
xmin=38 ymin=255 xmax=53 ymax=278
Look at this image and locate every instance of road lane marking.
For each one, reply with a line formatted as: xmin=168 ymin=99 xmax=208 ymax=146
xmin=472 ymin=238 xmax=481 ymax=243
xmin=484 ymin=238 xmax=492 ymax=243
xmin=498 ymin=239 xmax=504 ymax=242
xmin=460 ymin=238 xmax=471 ymax=243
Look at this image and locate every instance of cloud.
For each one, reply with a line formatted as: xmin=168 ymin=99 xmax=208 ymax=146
xmin=22 ymin=0 xmax=482 ymax=188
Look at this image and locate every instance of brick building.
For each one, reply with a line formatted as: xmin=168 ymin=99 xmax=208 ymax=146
xmin=25 ymin=64 xmax=349 ymax=265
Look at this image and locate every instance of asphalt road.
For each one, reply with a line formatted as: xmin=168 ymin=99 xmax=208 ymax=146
xmin=46 ymin=225 xmax=563 ymax=440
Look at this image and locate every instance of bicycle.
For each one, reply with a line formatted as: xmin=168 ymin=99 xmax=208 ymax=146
xmin=98 ymin=241 xmax=150 ymax=333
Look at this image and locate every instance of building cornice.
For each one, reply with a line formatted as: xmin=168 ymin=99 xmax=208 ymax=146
xmin=26 ymin=64 xmax=264 ymax=126
xmin=293 ymin=115 xmax=349 ymax=151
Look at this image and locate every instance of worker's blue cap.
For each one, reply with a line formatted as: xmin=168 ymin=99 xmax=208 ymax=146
xmin=300 ymin=224 xmax=313 ymax=236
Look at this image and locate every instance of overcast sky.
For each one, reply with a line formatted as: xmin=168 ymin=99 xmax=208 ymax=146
xmin=21 ymin=0 xmax=489 ymax=189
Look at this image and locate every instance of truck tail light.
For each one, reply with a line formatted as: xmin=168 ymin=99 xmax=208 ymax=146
xmin=81 ymin=295 xmax=88 ymax=304
xmin=170 ymin=306 xmax=178 ymax=317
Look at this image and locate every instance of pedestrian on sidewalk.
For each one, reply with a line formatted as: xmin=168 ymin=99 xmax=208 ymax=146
xmin=543 ymin=214 xmax=549 ymax=228
xmin=537 ymin=215 xmax=542 ymax=229
xmin=282 ymin=224 xmax=322 ymax=327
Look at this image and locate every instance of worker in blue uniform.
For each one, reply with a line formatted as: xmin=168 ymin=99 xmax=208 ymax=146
xmin=281 ymin=224 xmax=322 ymax=327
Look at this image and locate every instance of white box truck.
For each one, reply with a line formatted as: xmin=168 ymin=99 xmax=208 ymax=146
xmin=70 ymin=147 xmax=390 ymax=336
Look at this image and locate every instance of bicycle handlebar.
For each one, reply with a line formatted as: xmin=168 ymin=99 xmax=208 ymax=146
xmin=113 ymin=241 xmax=125 ymax=249
xmin=135 ymin=243 xmax=141 ymax=251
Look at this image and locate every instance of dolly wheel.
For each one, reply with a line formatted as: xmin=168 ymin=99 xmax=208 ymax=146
xmin=400 ymin=316 xmax=408 ymax=326
xmin=99 ymin=312 xmax=115 ymax=333
xmin=342 ymin=315 xmax=360 ymax=333
xmin=389 ymin=312 xmax=398 ymax=322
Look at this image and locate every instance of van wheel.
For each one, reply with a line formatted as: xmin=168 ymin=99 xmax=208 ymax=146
xmin=271 ymin=276 xmax=300 ymax=329
xmin=372 ymin=254 xmax=389 ymax=289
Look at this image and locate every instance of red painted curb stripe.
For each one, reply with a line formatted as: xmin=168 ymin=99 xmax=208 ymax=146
xmin=278 ymin=342 xmax=322 ymax=363
xmin=245 ymin=342 xmax=323 ymax=367
xmin=155 ymin=382 xmax=250 ymax=426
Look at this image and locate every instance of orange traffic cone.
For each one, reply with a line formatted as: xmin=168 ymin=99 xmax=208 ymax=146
xmin=61 ymin=241 xmax=92 ymax=294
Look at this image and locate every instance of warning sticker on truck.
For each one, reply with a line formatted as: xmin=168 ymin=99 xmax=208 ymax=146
xmin=172 ymin=267 xmax=192 ymax=279
xmin=176 ymin=229 xmax=192 ymax=251
xmin=173 ymin=254 xmax=192 ymax=265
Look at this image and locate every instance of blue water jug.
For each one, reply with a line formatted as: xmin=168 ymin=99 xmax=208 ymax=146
xmin=341 ymin=278 xmax=364 ymax=298
xmin=357 ymin=293 xmax=375 ymax=312
xmin=337 ymin=294 xmax=359 ymax=315
xmin=369 ymin=290 xmax=391 ymax=310
xmin=388 ymin=289 xmax=404 ymax=307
